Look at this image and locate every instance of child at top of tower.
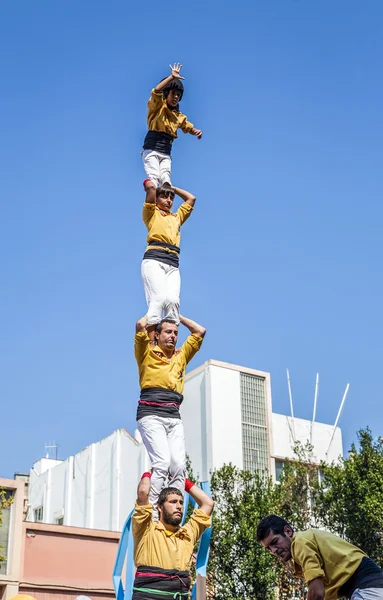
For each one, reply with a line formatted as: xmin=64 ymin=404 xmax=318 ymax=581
xmin=142 ymin=63 xmax=202 ymax=187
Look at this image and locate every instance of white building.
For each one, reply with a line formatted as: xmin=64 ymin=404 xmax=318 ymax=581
xmin=27 ymin=360 xmax=343 ymax=532
xmin=182 ymin=360 xmax=343 ymax=482
xmin=28 ymin=429 xmax=147 ymax=531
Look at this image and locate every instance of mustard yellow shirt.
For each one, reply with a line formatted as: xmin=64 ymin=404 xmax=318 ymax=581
xmin=292 ymin=529 xmax=365 ymax=600
xmin=147 ymin=89 xmax=194 ymax=139
xmin=132 ymin=503 xmax=211 ymax=569
xmin=134 ymin=331 xmax=203 ymax=394
xmin=143 ymin=202 xmax=193 ymax=251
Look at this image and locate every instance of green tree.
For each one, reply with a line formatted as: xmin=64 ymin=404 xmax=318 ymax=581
xmin=318 ymin=428 xmax=383 ymax=564
xmin=0 ymin=488 xmax=13 ymax=567
xmin=208 ymin=464 xmax=278 ymax=600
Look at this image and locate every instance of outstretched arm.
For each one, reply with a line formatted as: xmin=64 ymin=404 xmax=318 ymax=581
xmin=136 ymin=472 xmax=151 ymax=506
xmin=172 ymin=185 xmax=196 ymax=208
xmin=154 ymin=63 xmax=185 ymax=93
xmin=179 ymin=315 xmax=206 ymax=338
xmin=143 ymin=179 xmax=156 ymax=204
xmin=186 ymin=480 xmax=214 ymax=516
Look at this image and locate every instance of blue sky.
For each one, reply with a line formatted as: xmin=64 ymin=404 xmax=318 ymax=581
xmin=1 ymin=1 xmax=382 ymax=477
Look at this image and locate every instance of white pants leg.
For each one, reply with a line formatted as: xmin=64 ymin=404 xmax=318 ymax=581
xmin=162 ymin=265 xmax=180 ymax=324
xmin=141 ymin=259 xmax=181 ymax=325
xmin=142 ymin=150 xmax=161 ymax=187
xmin=142 ymin=150 xmax=172 ymax=186
xmin=159 ymin=154 xmax=172 ymax=185
xmin=352 ymin=590 xmax=383 ymax=600
xmin=167 ymin=419 xmax=186 ymax=493
xmin=137 ymin=415 xmax=171 ymax=508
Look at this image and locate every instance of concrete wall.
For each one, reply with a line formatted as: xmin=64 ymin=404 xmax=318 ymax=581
xmin=182 ymin=367 xmax=208 ymax=480
xmin=210 ymin=364 xmax=243 ymax=471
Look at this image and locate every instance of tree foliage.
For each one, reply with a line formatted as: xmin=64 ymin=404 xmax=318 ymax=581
xmin=318 ymin=428 xmax=383 ymax=564
xmin=206 ymin=428 xmax=383 ymax=599
xmin=208 ymin=464 xmax=279 ymax=600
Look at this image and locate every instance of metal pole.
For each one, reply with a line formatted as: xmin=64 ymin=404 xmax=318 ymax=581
xmin=325 ymin=383 xmax=350 ymax=459
xmin=286 ymin=368 xmax=296 ymax=443
xmin=310 ymin=373 xmax=319 ymax=445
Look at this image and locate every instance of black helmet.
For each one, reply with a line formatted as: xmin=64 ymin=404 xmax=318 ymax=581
xmin=163 ymin=79 xmax=184 ymax=101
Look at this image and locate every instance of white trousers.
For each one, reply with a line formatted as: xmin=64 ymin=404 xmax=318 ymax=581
xmin=141 ymin=259 xmax=180 ymax=325
xmin=137 ymin=415 xmax=186 ymax=507
xmin=142 ymin=149 xmax=172 ymax=187
xmin=352 ymin=590 xmax=383 ymax=600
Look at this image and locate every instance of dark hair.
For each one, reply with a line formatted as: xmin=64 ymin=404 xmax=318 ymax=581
xmin=256 ymin=515 xmax=293 ymax=542
xmin=158 ymin=486 xmax=183 ymax=507
xmin=156 ymin=183 xmax=175 ymax=199
xmin=155 ymin=319 xmax=177 ymax=335
xmin=163 ymin=78 xmax=184 ymax=102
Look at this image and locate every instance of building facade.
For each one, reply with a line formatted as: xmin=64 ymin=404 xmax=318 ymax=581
xmin=0 ymin=476 xmax=119 ymax=600
xmin=182 ymin=359 xmax=343 ymax=481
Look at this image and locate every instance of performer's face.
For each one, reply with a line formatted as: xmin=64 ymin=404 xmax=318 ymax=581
xmin=159 ymin=493 xmax=184 ymax=526
xmin=156 ymin=192 xmax=174 ymax=213
xmin=260 ymin=527 xmax=293 ymax=562
xmin=166 ymin=89 xmax=181 ymax=107
xmin=156 ymin=322 xmax=178 ymax=350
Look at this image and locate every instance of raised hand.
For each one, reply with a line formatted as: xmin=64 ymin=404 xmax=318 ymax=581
xmin=169 ymin=63 xmax=185 ymax=80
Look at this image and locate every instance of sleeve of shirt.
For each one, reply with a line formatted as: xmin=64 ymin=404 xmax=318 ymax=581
xmin=178 ymin=112 xmax=194 ymax=134
xmin=182 ymin=508 xmax=211 ymax=545
xmin=134 ymin=331 xmax=151 ymax=365
xmin=293 ymin=536 xmax=325 ymax=584
xmin=132 ymin=503 xmax=154 ymax=541
xmin=176 ymin=202 xmax=193 ymax=226
xmin=142 ymin=202 xmax=156 ymax=227
xmin=179 ymin=334 xmax=203 ymax=365
xmin=147 ymin=88 xmax=164 ymax=120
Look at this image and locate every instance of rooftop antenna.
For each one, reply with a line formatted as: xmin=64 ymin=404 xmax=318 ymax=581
xmin=310 ymin=373 xmax=319 ymax=445
xmin=45 ymin=441 xmax=58 ymax=460
xmin=325 ymin=383 xmax=350 ymax=460
xmin=286 ymin=368 xmax=296 ymax=444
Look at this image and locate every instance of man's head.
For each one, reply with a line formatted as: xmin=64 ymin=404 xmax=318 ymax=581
xmin=158 ymin=487 xmax=184 ymax=527
xmin=155 ymin=319 xmax=178 ymax=351
xmin=256 ymin=515 xmax=294 ymax=562
xmin=156 ymin=183 xmax=175 ymax=213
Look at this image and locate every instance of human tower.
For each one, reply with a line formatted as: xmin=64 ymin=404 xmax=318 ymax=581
xmin=130 ymin=64 xmax=214 ymax=600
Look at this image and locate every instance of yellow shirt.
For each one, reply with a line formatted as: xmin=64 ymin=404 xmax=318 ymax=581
xmin=292 ymin=529 xmax=365 ymax=600
xmin=132 ymin=503 xmax=211 ymax=570
xmin=143 ymin=202 xmax=193 ymax=250
xmin=147 ymin=89 xmax=194 ymax=139
xmin=134 ymin=331 xmax=202 ymax=394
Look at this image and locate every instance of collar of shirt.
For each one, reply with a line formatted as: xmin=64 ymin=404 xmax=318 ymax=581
xmin=154 ymin=521 xmax=192 ymax=542
xmin=151 ymin=345 xmax=180 ymax=360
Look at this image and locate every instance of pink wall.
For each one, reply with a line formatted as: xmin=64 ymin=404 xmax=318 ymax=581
xmin=20 ymin=523 xmax=120 ymax=600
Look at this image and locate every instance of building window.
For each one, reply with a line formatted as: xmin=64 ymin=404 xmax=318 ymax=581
xmin=0 ymin=490 xmax=14 ymax=575
xmin=55 ymin=517 xmax=64 ymax=525
xmin=275 ymin=459 xmax=285 ymax=482
xmin=34 ymin=506 xmax=43 ymax=522
xmin=240 ymin=373 xmax=269 ymax=473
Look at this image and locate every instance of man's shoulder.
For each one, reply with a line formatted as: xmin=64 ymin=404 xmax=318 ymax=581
xmin=294 ymin=528 xmax=339 ymax=547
